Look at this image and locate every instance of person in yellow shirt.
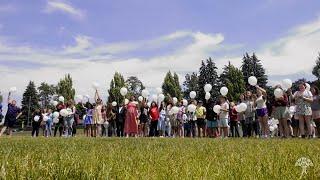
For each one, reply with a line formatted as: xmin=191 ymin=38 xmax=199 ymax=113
xmin=195 ymin=101 xmax=206 ymax=137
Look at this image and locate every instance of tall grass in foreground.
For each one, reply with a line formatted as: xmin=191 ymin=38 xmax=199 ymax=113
xmin=0 ymin=137 xmax=319 ymax=179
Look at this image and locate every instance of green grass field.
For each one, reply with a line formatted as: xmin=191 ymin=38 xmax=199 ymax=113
xmin=0 ymin=137 xmax=319 ymax=179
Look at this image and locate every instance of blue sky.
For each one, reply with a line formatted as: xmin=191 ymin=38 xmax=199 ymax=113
xmin=0 ymin=0 xmax=320 ymax=102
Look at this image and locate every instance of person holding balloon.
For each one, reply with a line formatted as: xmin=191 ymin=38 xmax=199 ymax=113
xmin=1 ymin=91 xmax=22 ymax=136
xmin=44 ymin=109 xmax=53 ymax=137
xmin=195 ymin=100 xmax=206 ymax=138
xmin=177 ymin=100 xmax=186 ymax=137
xmin=138 ymin=101 xmax=149 ymax=137
xmin=219 ymin=96 xmax=229 ymax=138
xmin=84 ymin=103 xmax=94 ymax=137
xmin=32 ymin=109 xmax=43 ymax=137
xmin=254 ymin=85 xmax=269 ymax=138
xmin=93 ymin=90 xmax=103 ymax=137
xmin=54 ymin=97 xmax=65 ymax=137
xmin=230 ymin=102 xmax=240 ymax=137
xmin=272 ymin=85 xmax=290 ymax=138
xmin=293 ymin=82 xmax=313 ymax=138
xmin=206 ymin=99 xmax=219 ymax=138
xmin=64 ymin=100 xmax=76 ymax=137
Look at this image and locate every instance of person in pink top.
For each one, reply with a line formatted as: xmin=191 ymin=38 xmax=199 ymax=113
xmin=124 ymin=96 xmax=138 ymax=137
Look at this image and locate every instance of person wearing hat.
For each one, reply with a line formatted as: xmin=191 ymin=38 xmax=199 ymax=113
xmin=195 ymin=100 xmax=206 ymax=137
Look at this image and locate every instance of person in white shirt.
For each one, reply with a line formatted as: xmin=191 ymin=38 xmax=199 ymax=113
xmin=254 ymin=85 xmax=269 ymax=138
xmin=219 ymin=96 xmax=229 ymax=138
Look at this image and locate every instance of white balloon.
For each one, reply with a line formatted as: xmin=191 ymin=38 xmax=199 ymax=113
xmin=156 ymin=87 xmax=162 ymax=94
xmin=269 ymin=126 xmax=275 ymax=132
xmin=138 ymin=96 xmax=144 ymax=102
xmin=53 ymin=112 xmax=59 ymax=118
xmin=182 ymin=99 xmax=188 ymax=106
xmin=158 ymin=94 xmax=165 ymax=102
xmin=58 ymin=96 xmax=64 ymax=102
xmin=239 ymin=103 xmax=247 ymax=112
xmin=147 ymin=102 xmax=151 ymax=107
xmin=112 ymin=101 xmax=117 ymax=107
xmin=120 ymin=87 xmax=128 ymax=96
xmin=204 ymin=84 xmax=212 ymax=93
xmin=60 ymin=109 xmax=69 ymax=117
xmin=34 ymin=115 xmax=40 ymax=122
xmin=189 ymin=91 xmax=196 ymax=99
xmin=281 ymin=79 xmax=292 ymax=90
xmin=172 ymin=97 xmax=178 ymax=105
xmin=248 ymin=76 xmax=258 ymax=86
xmin=52 ymin=101 xmax=58 ymax=106
xmin=92 ymin=82 xmax=100 ymax=89
xmin=213 ymin=105 xmax=221 ymax=114
xmin=43 ymin=116 xmax=49 ymax=122
xmin=53 ymin=118 xmax=59 ymax=123
xmin=151 ymin=94 xmax=158 ymax=102
xmin=124 ymin=98 xmax=129 ymax=105
xmin=289 ymin=106 xmax=296 ymax=113
xmin=205 ymin=92 xmax=211 ymax=100
xmin=9 ymin=87 xmax=17 ymax=93
xmin=274 ymin=88 xmax=284 ymax=98
xmin=306 ymin=83 xmax=311 ymax=91
xmin=142 ymin=89 xmax=149 ymax=98
xmin=84 ymin=95 xmax=90 ymax=99
xmin=187 ymin=104 xmax=196 ymax=112
xmin=220 ymin=87 xmax=228 ymax=96
xmin=171 ymin=106 xmax=179 ymax=114
xmin=235 ymin=105 xmax=241 ymax=113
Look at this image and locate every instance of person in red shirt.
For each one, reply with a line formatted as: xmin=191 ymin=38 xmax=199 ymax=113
xmin=149 ymin=102 xmax=159 ymax=137
xmin=230 ymin=102 xmax=240 ymax=137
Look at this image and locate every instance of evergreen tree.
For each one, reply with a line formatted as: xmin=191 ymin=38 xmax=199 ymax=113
xmin=0 ymin=91 xmax=3 ymax=104
xmin=108 ymin=72 xmax=126 ymax=104
xmin=220 ymin=62 xmax=246 ymax=101
xmin=198 ymin=57 xmax=220 ymax=101
xmin=38 ymin=82 xmax=56 ymax=108
xmin=125 ymin=76 xmax=145 ymax=98
xmin=21 ymin=81 xmax=40 ymax=125
xmin=162 ymin=71 xmax=182 ymax=99
xmin=56 ymin=74 xmax=75 ymax=101
xmin=182 ymin=72 xmax=199 ymax=98
xmin=241 ymin=53 xmax=268 ymax=89
xmin=312 ymin=53 xmax=320 ymax=79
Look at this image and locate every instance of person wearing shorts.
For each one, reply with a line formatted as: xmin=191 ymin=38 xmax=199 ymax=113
xmin=195 ymin=101 xmax=206 ymax=137
xmin=205 ymin=99 xmax=218 ymax=138
xmin=272 ymin=85 xmax=290 ymax=138
xmin=255 ymin=85 xmax=269 ymax=138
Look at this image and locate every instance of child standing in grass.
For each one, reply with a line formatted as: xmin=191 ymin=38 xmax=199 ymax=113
xmin=84 ymin=103 xmax=93 ymax=137
xmin=158 ymin=104 xmax=166 ymax=137
xmin=177 ymin=101 xmax=186 ymax=137
xmin=45 ymin=109 xmax=53 ymax=137
xmin=230 ymin=102 xmax=239 ymax=137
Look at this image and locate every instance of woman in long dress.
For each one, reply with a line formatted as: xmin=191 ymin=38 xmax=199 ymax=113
xmin=124 ymin=96 xmax=138 ymax=137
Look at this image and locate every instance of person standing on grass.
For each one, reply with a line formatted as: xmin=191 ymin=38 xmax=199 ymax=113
xmin=93 ymin=90 xmax=103 ymax=137
xmin=254 ymin=85 xmax=269 ymax=138
xmin=44 ymin=109 xmax=53 ymax=137
xmin=293 ymin=82 xmax=313 ymax=138
xmin=54 ymin=100 xmax=65 ymax=137
xmin=116 ymin=103 xmax=126 ymax=137
xmin=149 ymin=101 xmax=159 ymax=137
xmin=195 ymin=100 xmax=206 ymax=138
xmin=186 ymin=101 xmax=197 ymax=138
xmin=84 ymin=103 xmax=93 ymax=137
xmin=158 ymin=104 xmax=166 ymax=137
xmin=107 ymin=104 xmax=116 ymax=137
xmin=64 ymin=100 xmax=76 ymax=137
xmin=272 ymin=85 xmax=290 ymax=138
xmin=219 ymin=96 xmax=229 ymax=138
xmin=176 ymin=101 xmax=186 ymax=137
xmin=205 ymin=99 xmax=218 ymax=138
xmin=32 ymin=109 xmax=43 ymax=137
xmin=74 ymin=101 xmax=86 ymax=136
xmin=310 ymin=86 xmax=320 ymax=137
xmin=230 ymin=102 xmax=240 ymax=137
xmin=1 ymin=92 xmax=22 ymax=136
xmin=139 ymin=101 xmax=148 ymax=137
xmin=124 ymin=96 xmax=139 ymax=137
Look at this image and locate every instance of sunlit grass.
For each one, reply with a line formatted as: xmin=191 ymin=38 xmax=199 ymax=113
xmin=0 ymin=137 xmax=319 ymax=179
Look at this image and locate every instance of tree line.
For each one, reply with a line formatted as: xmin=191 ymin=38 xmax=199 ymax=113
xmin=2 ymin=52 xmax=320 ymax=125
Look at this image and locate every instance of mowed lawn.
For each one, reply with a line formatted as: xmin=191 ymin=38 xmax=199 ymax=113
xmin=0 ymin=136 xmax=319 ymax=179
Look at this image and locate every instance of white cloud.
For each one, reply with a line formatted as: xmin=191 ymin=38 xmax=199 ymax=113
xmin=44 ymin=0 xmax=85 ymax=20
xmin=1 ymin=16 xmax=320 ymax=103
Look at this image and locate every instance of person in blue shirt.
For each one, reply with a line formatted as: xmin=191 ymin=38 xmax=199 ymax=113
xmin=1 ymin=92 xmax=22 ymax=136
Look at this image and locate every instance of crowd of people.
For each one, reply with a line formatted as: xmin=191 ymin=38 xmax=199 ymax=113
xmin=0 ymin=80 xmax=320 ymax=139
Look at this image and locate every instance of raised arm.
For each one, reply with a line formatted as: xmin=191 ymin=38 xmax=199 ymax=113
xmin=7 ymin=92 xmax=12 ymax=104
xmin=255 ymin=85 xmax=267 ymax=95
xmin=94 ymin=90 xmax=101 ymax=102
